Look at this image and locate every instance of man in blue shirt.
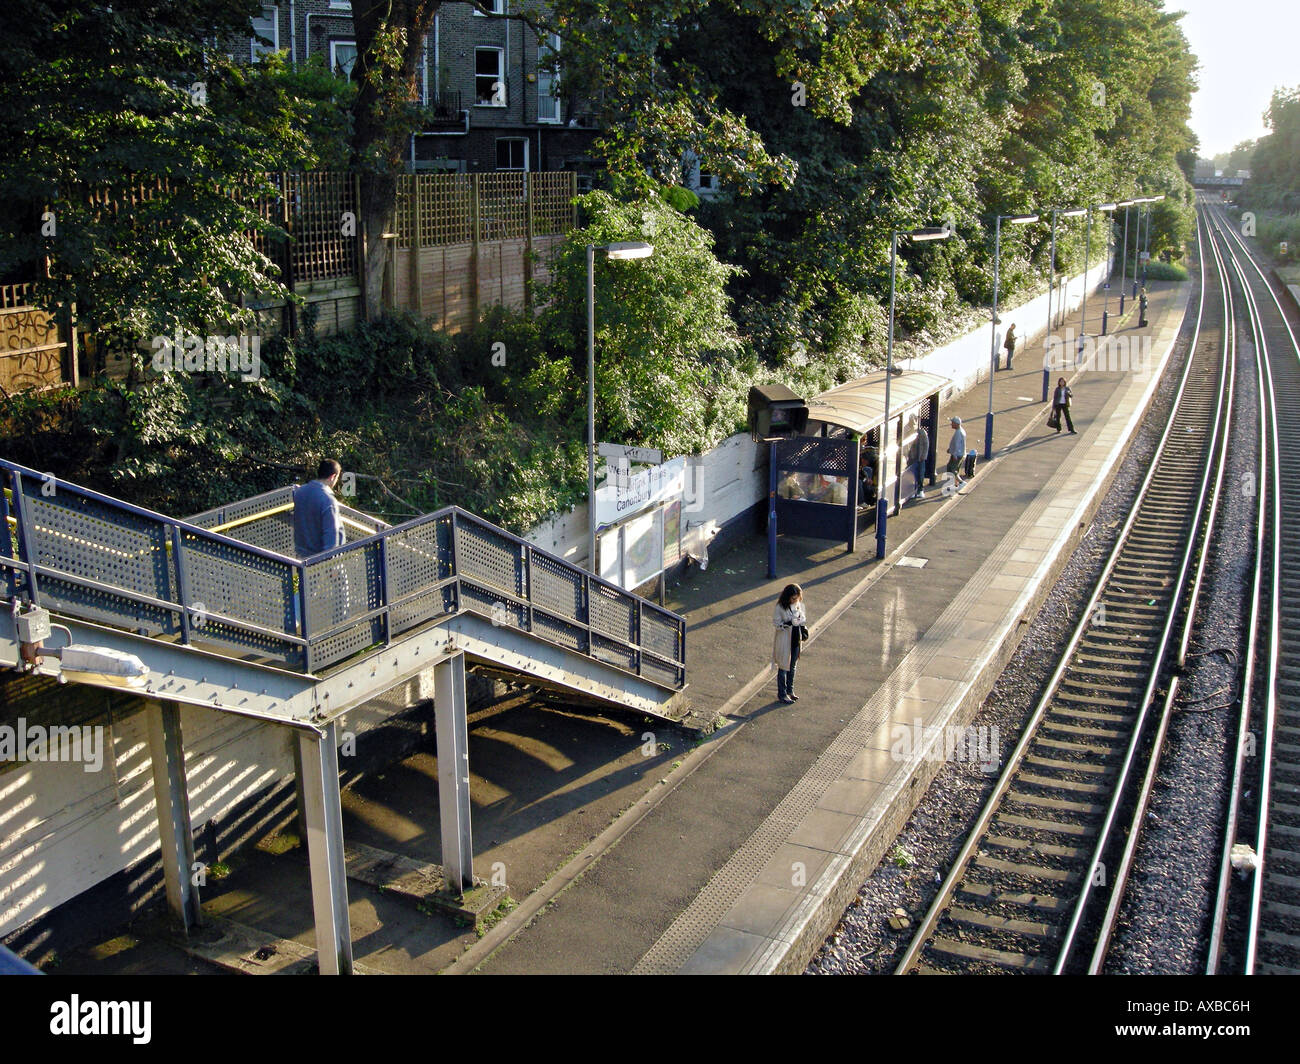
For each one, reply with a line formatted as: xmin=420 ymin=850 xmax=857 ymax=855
xmin=293 ymin=459 xmax=345 ymax=557
xmin=945 ymin=417 xmax=967 ymax=493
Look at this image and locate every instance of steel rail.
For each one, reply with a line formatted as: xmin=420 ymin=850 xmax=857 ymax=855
xmin=1207 ymin=202 xmax=1299 ymax=973
xmin=1054 ymin=209 xmax=1232 ymax=973
xmin=894 ymin=218 xmax=1218 ymax=975
xmin=1202 ymin=202 xmax=1271 ymax=973
xmin=1089 ymin=209 xmax=1240 ymax=972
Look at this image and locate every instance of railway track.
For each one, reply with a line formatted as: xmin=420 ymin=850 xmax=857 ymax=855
xmin=895 ymin=209 xmax=1232 ymax=975
xmin=1202 ymin=202 xmax=1300 ymax=975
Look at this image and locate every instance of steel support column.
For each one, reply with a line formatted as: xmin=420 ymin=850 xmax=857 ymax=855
xmin=297 ymin=721 xmax=353 ymax=975
xmin=434 ymin=652 xmax=474 ymax=892
xmin=145 ymin=699 xmax=201 ymax=932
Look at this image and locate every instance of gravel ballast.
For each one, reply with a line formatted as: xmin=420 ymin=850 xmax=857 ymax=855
xmin=807 ymin=281 xmax=1211 ymax=976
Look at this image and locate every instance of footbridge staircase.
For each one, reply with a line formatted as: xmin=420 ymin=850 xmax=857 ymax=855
xmin=0 ymin=459 xmax=688 ymax=972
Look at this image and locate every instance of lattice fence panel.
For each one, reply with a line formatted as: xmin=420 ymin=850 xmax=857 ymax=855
xmin=478 ymin=173 xmax=529 ymax=241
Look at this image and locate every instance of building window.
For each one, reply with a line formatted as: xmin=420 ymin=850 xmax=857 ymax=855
xmin=328 ymin=1 xmax=352 ymax=9
xmin=473 ymin=1 xmax=505 ymax=14
xmin=330 ymin=40 xmax=358 ymax=81
xmin=250 ymin=5 xmax=279 ymax=63
xmin=496 ymin=138 xmax=528 ymax=171
xmin=537 ymin=33 xmax=561 ymax=123
xmin=476 ymin=48 xmax=505 ymax=106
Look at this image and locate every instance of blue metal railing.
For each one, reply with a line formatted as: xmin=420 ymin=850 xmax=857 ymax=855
xmin=0 ymin=459 xmax=685 ymax=689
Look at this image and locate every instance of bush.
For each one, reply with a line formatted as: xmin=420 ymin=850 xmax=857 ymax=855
xmin=1140 ymin=261 xmax=1189 ymax=281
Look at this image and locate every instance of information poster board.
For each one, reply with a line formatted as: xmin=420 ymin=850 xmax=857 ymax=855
xmin=597 ymin=500 xmax=683 ymax=591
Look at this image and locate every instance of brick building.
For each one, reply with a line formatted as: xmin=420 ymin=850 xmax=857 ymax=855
xmin=237 ymin=1 xmax=599 ymax=178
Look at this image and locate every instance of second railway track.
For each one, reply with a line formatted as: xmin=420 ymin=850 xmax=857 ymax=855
xmin=895 ymin=207 xmax=1234 ymax=975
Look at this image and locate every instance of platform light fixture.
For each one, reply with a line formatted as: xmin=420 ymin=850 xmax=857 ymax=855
xmin=984 ymin=213 xmax=1038 ymax=462
xmin=1115 ymin=200 xmax=1136 ymax=313
xmin=877 ymin=224 xmax=953 ymax=559
xmin=587 ymin=241 xmax=655 ymax=573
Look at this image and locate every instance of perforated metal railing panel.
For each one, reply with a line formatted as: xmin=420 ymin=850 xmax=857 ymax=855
xmin=455 ymin=515 xmax=525 ymax=600
xmin=177 ymin=530 xmax=299 ymax=660
xmin=20 ymin=484 xmax=178 ymax=635
xmin=2 ymin=461 xmax=686 ymax=692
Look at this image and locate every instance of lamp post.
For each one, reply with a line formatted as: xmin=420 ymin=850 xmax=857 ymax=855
xmin=1044 ymin=207 xmax=1087 ymax=401
xmin=877 ymin=224 xmax=951 ymax=560
xmin=985 ymin=213 xmax=1038 ymax=461
xmin=586 ymin=240 xmax=654 ymax=573
xmin=1116 ymin=200 xmax=1134 ymax=313
xmin=1079 ymin=203 xmax=1116 ymax=359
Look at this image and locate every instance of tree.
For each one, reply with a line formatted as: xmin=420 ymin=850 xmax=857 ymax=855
xmin=0 ymin=1 xmax=319 ymax=349
xmin=1241 ymin=87 xmax=1300 ymax=213
xmin=541 ymin=190 xmax=741 ymax=456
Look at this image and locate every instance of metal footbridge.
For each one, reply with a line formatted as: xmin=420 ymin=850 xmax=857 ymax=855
xmin=0 ymin=458 xmax=687 ymax=973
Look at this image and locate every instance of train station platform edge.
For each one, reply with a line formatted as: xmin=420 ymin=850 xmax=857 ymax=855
xmin=457 ymin=278 xmax=1192 ymax=976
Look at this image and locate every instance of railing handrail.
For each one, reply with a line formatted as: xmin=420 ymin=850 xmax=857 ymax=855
xmin=0 ymin=458 xmax=304 ymax=568
xmin=1 ymin=460 xmax=686 ymax=684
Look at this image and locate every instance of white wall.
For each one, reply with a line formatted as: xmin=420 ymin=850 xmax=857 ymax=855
xmin=529 ymin=257 xmax=1114 ymax=567
xmin=0 ymin=674 xmax=430 ymax=939
xmin=906 ymin=255 xmax=1112 ymax=394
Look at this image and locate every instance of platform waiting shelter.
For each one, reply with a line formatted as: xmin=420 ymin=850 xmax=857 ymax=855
xmin=772 ymin=371 xmax=949 ymax=552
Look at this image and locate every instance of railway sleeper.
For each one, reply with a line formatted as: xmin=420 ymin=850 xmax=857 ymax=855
xmin=959 ymin=879 xmax=1071 ymax=911
xmin=1263 ymin=869 xmax=1300 ymax=892
xmin=1018 ymin=771 xmax=1112 ymax=796
xmin=1041 ymin=720 xmax=1126 ymax=741
xmin=1033 ymin=735 xmax=1125 ymax=758
xmin=1059 ymin=676 xmax=1143 ymax=697
xmin=925 ymin=936 xmax=1055 ymax=973
xmin=1051 ymin=696 xmax=1139 ymax=715
xmin=944 ymin=906 xmax=1060 ymax=941
xmin=1260 ymin=899 xmax=1300 ymax=921
xmin=1025 ymin=753 xmax=1116 ymax=777
xmin=1004 ymin=790 xmax=1106 ymax=817
xmin=1067 ymin=665 xmax=1147 ymax=683
xmin=1259 ymin=930 xmax=1300 ymax=955
xmin=996 ymin=812 xmax=1092 ymax=837
xmin=985 ymin=833 xmax=1089 ymax=861
xmin=973 ymin=853 xmax=1082 ymax=883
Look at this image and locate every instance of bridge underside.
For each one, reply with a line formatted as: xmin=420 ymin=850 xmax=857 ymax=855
xmin=1 ymin=464 xmax=690 ymax=973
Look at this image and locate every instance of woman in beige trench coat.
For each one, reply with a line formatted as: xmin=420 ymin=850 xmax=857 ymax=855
xmin=772 ymin=583 xmax=806 ymax=703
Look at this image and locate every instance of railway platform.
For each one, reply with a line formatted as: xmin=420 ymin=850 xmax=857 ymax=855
xmin=455 ymin=275 xmax=1192 ymax=975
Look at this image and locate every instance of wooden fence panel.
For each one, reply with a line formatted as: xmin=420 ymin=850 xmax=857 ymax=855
xmin=0 ymin=284 xmax=72 ymax=392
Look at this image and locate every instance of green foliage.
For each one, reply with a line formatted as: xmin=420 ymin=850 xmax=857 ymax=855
xmin=1239 ymin=87 xmax=1300 ymax=215
xmin=0 ymin=1 xmax=318 ymax=340
xmin=542 ymin=191 xmax=743 ymax=456
xmin=1139 ymin=261 xmax=1189 ymax=282
xmin=1255 ymin=212 xmax=1300 ymax=266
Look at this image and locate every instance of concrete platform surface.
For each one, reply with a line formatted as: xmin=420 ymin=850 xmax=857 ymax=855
xmin=458 ymin=277 xmax=1191 ymax=974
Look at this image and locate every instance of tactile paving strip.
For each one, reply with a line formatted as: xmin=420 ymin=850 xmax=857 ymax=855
xmin=631 ymin=396 xmax=1138 ymax=974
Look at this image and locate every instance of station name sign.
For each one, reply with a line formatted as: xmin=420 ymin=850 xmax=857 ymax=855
xmin=594 ymin=455 xmax=685 ymax=529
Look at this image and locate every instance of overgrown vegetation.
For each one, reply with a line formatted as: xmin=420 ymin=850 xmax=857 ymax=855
xmin=1 ymin=0 xmax=1205 ymax=532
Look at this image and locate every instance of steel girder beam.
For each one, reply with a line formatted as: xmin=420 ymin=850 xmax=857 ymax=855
xmin=443 ymin=613 xmax=687 ymax=720
xmin=297 ymin=720 xmax=353 ymax=975
xmin=145 ymin=699 xmax=202 ymax=932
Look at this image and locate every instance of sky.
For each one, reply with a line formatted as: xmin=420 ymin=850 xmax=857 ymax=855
xmin=1168 ymin=0 xmax=1299 ymax=157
